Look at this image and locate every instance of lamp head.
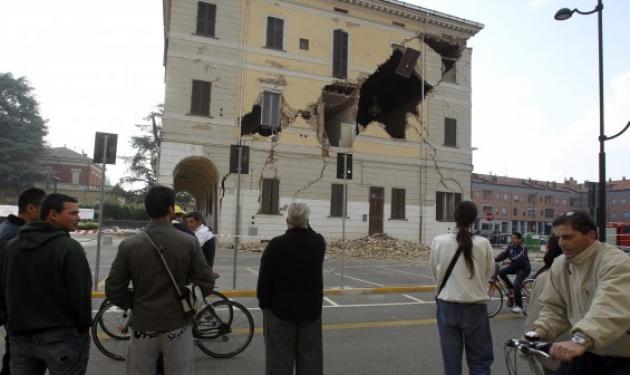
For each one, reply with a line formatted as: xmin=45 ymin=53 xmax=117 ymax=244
xmin=554 ymin=8 xmax=574 ymax=21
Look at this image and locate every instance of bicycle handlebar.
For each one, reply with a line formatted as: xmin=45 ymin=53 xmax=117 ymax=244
xmin=505 ymin=339 xmax=551 ymax=359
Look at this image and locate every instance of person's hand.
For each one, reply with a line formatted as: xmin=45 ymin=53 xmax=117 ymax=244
xmin=550 ymin=341 xmax=587 ymax=362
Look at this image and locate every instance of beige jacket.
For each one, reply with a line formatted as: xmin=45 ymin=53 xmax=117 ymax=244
xmin=532 ymin=241 xmax=630 ymax=358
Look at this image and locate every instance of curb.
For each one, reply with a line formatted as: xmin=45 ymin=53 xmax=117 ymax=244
xmin=91 ymin=285 xmax=436 ymax=299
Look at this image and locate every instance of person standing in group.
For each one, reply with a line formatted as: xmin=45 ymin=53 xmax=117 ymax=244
xmin=0 ymin=193 xmax=92 ymax=375
xmin=186 ymin=212 xmax=216 ymax=269
xmin=257 ymin=202 xmax=325 ymax=375
xmin=524 ymin=235 xmax=565 ymax=374
xmin=495 ymin=232 xmax=531 ymax=314
xmin=106 ymin=186 xmax=214 ymax=375
xmin=0 ymin=187 xmax=46 ymax=375
xmin=431 ymin=201 xmax=495 ymax=375
xmin=527 ymin=211 xmax=630 ymax=375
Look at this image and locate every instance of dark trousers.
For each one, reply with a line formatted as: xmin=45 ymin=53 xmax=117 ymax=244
xmin=262 ymin=309 xmax=323 ymax=375
xmin=498 ymin=264 xmax=530 ymax=308
xmin=436 ymin=299 xmax=494 ymax=375
xmin=9 ymin=329 xmax=89 ymax=375
xmin=556 ymin=352 xmax=630 ymax=375
xmin=1 ymin=328 xmax=9 ymax=375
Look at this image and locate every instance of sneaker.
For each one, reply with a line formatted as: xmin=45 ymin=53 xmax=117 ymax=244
xmin=511 ymin=306 xmax=523 ymax=314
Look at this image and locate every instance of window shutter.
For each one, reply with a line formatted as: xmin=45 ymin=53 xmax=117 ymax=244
xmin=266 ymin=17 xmax=283 ymax=49
xmin=392 ymin=188 xmax=405 ymax=219
xmin=271 ymin=179 xmax=279 ymax=214
xmin=196 ymin=2 xmax=216 ymax=36
xmin=436 ymin=192 xmax=444 ymax=221
xmin=262 ymin=91 xmax=280 ymax=129
xmin=261 ymin=179 xmax=272 ymax=214
xmin=333 ymin=30 xmax=348 ymax=79
xmin=444 ymin=118 xmax=457 ymax=147
xmin=191 ymin=80 xmax=211 ymax=116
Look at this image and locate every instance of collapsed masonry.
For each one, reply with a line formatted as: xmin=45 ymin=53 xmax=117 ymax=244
xmin=240 ymin=35 xmax=462 ymax=149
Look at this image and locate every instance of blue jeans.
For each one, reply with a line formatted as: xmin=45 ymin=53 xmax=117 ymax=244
xmin=9 ymin=329 xmax=90 ymax=375
xmin=436 ymin=299 xmax=494 ymax=375
xmin=498 ymin=264 xmax=531 ymax=308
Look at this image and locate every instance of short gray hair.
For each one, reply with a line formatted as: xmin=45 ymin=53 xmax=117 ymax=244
xmin=287 ymin=202 xmax=310 ymax=228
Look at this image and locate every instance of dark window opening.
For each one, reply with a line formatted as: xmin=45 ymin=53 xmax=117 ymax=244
xmin=330 ymin=184 xmax=346 ymax=217
xmin=513 ymin=208 xmax=518 ymax=216
xmin=392 ymin=21 xmax=405 ymax=28
xmin=190 ymin=80 xmax=211 ymax=116
xmin=442 ymin=58 xmax=456 ymax=82
xmin=444 ymin=118 xmax=457 ymax=147
xmin=261 ymin=91 xmax=281 ymax=135
xmin=261 ymin=178 xmax=279 ymax=214
xmin=299 ymin=38 xmax=309 ymax=50
xmin=332 ymin=29 xmax=348 ymax=79
xmin=334 ymin=7 xmax=348 ymax=14
xmin=391 ymin=188 xmax=406 ymax=219
xmin=357 ymin=49 xmax=432 ymax=139
xmin=436 ymin=192 xmax=461 ymax=222
xmin=196 ymin=2 xmax=216 ymax=37
xmin=266 ymin=17 xmax=284 ymax=50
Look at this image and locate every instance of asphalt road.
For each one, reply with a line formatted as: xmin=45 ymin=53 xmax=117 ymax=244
xmin=6 ymin=234 xmax=542 ymax=374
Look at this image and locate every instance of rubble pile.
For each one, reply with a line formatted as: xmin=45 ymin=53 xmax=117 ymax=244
xmin=326 ymin=233 xmax=430 ymax=261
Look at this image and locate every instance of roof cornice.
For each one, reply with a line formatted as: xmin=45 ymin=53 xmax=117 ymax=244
xmin=336 ymin=0 xmax=484 ymax=36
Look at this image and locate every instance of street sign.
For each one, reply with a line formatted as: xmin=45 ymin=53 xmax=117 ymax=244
xmin=230 ymin=145 xmax=250 ymax=174
xmin=337 ymin=153 xmax=353 ymax=180
xmin=93 ymin=132 xmax=118 ymax=164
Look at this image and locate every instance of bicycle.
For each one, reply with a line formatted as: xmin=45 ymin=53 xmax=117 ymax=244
xmin=504 ymin=338 xmax=551 ymax=375
xmin=486 ymin=272 xmax=534 ymax=318
xmin=92 ymin=290 xmax=254 ymax=361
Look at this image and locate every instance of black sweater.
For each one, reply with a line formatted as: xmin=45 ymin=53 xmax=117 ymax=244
xmin=257 ymin=228 xmax=326 ymax=322
xmin=0 ymin=222 xmax=92 ymax=334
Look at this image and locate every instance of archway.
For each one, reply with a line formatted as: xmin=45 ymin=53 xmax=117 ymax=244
xmin=173 ymin=157 xmax=219 ymax=232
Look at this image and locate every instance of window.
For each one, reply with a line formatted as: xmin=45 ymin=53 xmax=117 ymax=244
xmin=333 ymin=7 xmax=348 ymax=14
xmin=299 ymin=38 xmax=309 ymax=50
xmin=482 ymin=190 xmax=492 ymax=201
xmin=527 ymin=194 xmax=537 ymax=204
xmin=444 ymin=118 xmax=457 ymax=147
xmin=513 ymin=208 xmax=518 ymax=216
xmin=570 ymin=198 xmax=579 ymax=206
xmin=392 ymin=21 xmax=405 ymax=28
xmin=196 ymin=2 xmax=216 ymax=37
xmin=514 ymin=194 xmax=520 ymax=202
xmin=261 ymin=91 xmax=281 ymax=131
xmin=611 ymin=199 xmax=617 ymax=205
xmin=332 ymin=29 xmax=348 ymax=79
xmin=391 ymin=188 xmax=406 ymax=219
xmin=261 ymin=178 xmax=279 ymax=214
xmin=71 ymin=169 xmax=81 ymax=185
xmin=330 ymin=184 xmax=346 ymax=217
xmin=621 ymin=198 xmax=628 ymax=205
xmin=611 ymin=213 xmax=617 ymax=219
xmin=562 ymin=199 xmax=567 ymax=205
xmin=190 ymin=80 xmax=211 ymax=116
xmin=522 ymin=211 xmax=526 ymax=217
xmin=436 ymin=192 xmax=461 ymax=222
xmin=504 ymin=194 xmax=509 ymax=201
xmin=624 ymin=212 xmax=630 ymax=219
xmin=501 ymin=208 xmax=507 ymax=215
xmin=442 ymin=58 xmax=456 ymax=82
xmin=545 ymin=209 xmax=555 ymax=219
xmin=266 ymin=17 xmax=284 ymax=50
xmin=545 ymin=195 xmax=553 ymax=204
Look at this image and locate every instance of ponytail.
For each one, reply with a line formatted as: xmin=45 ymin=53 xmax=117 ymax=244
xmin=456 ymin=226 xmax=475 ymax=278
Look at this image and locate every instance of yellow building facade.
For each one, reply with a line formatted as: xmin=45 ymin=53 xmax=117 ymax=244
xmin=159 ymin=0 xmax=483 ymax=243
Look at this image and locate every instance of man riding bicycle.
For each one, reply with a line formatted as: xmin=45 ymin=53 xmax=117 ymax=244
xmin=495 ymin=232 xmax=531 ymax=314
xmin=527 ymin=211 xmax=630 ymax=374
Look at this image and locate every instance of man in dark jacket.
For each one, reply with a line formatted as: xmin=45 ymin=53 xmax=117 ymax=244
xmin=0 ymin=187 xmax=45 ymax=375
xmin=495 ymin=232 xmax=531 ymax=313
xmin=257 ymin=202 xmax=326 ymax=375
xmin=106 ymin=186 xmax=214 ymax=375
xmin=0 ymin=193 xmax=92 ymax=374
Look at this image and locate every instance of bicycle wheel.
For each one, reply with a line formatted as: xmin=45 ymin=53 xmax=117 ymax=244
xmin=486 ymin=280 xmax=504 ymax=318
xmin=206 ymin=290 xmax=229 ymax=305
xmin=91 ymin=302 xmax=130 ymax=361
xmin=520 ymin=278 xmax=535 ymax=313
xmin=194 ymin=300 xmax=254 ymax=358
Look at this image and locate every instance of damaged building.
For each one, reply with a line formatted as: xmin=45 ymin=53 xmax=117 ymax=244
xmin=158 ymin=0 xmax=483 ymax=243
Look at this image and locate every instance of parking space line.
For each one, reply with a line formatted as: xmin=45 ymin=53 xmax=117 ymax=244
xmin=403 ymin=294 xmax=427 ymax=303
xmin=324 ymin=269 xmax=385 ymax=287
xmin=323 ymin=297 xmax=339 ymax=306
xmin=379 ymin=266 xmax=434 ymax=280
xmin=245 ymin=267 xmax=259 ymax=276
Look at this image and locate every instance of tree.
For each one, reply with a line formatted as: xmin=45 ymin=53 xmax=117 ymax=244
xmin=120 ymin=104 xmax=162 ymax=188
xmin=0 ymin=73 xmax=48 ymax=190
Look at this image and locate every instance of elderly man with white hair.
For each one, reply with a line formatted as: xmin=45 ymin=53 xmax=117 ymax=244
xmin=257 ymin=202 xmax=326 ymax=375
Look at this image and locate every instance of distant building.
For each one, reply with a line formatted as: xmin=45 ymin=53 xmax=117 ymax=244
xmin=471 ymin=173 xmax=630 ymax=236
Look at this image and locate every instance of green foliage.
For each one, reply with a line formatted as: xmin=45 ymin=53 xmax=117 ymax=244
xmin=0 ymin=73 xmax=48 ymax=190
xmin=103 ymin=202 xmax=148 ymax=221
xmin=120 ymin=105 xmax=162 ymax=188
xmin=78 ymin=221 xmax=98 ymax=230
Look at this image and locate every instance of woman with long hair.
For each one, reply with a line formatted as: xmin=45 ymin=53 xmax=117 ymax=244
xmin=430 ymin=201 xmax=496 ymax=375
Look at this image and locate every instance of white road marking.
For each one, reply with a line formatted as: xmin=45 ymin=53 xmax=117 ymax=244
xmin=403 ymin=294 xmax=427 ymax=303
xmin=324 ymin=269 xmax=385 ymax=287
xmin=323 ymin=297 xmax=339 ymax=306
xmin=245 ymin=267 xmax=259 ymax=276
xmin=379 ymin=266 xmax=434 ymax=280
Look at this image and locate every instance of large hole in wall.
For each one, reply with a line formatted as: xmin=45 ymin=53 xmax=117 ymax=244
xmin=356 ymin=49 xmax=432 ymax=139
xmin=241 ymin=105 xmax=261 ymax=135
xmin=322 ymin=83 xmax=357 ymax=147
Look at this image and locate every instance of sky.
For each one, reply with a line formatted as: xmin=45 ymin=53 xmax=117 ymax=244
xmin=1 ymin=0 xmax=628 ymax=186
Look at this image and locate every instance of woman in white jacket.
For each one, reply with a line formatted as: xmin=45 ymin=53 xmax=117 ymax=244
xmin=430 ymin=201 xmax=496 ymax=375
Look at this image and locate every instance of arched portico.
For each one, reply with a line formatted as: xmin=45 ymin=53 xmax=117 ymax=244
xmin=173 ymin=157 xmax=219 ymax=231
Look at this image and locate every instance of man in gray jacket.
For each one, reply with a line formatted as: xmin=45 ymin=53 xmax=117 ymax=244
xmin=106 ymin=186 xmax=214 ymax=375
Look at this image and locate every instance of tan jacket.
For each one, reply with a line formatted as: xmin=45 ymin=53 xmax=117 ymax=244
xmin=532 ymin=241 xmax=630 ymax=358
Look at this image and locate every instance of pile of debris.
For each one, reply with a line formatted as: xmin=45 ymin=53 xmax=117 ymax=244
xmin=326 ymin=233 xmax=430 ymax=261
